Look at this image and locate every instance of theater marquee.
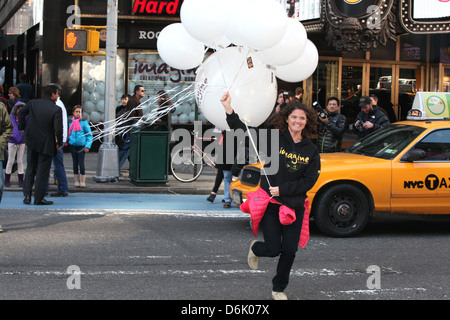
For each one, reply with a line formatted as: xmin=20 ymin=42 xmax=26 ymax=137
xmin=399 ymin=0 xmax=450 ymax=33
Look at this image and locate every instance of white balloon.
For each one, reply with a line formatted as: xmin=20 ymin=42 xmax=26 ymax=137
xmin=96 ymin=100 xmax=105 ymax=112
xmin=195 ymin=47 xmax=277 ymax=130
xmin=171 ymin=114 xmax=179 ymax=124
xmin=82 ymin=90 xmax=90 ymax=103
xmin=96 ymin=82 xmax=105 ymax=95
xmin=90 ymin=91 xmax=100 ymax=104
xmin=224 ymin=0 xmax=250 ymax=46
xmin=258 ymin=19 xmax=307 ymax=67
xmin=157 ymin=23 xmax=205 ymax=70
xmin=90 ymin=111 xmax=102 ymax=123
xmin=82 ymin=112 xmax=90 ymax=122
xmin=178 ymin=113 xmax=189 ymax=124
xmin=83 ymin=79 xmax=95 ymax=93
xmin=275 ymin=40 xmax=319 ymax=83
xmin=188 ymin=111 xmax=196 ymax=123
xmin=83 ymin=101 xmax=95 ymax=113
xmin=174 ymin=105 xmax=183 ymax=115
xmin=239 ymin=0 xmax=287 ymax=50
xmin=181 ymin=0 xmax=228 ymax=44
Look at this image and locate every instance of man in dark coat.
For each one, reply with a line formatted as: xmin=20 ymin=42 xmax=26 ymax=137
xmin=317 ymin=97 xmax=347 ymax=153
xmin=353 ymin=96 xmax=390 ymax=139
xmin=18 ymin=83 xmax=63 ymax=205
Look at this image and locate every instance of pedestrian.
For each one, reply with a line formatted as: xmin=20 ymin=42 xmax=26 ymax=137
xmin=221 ymin=92 xmax=320 ymax=300
xmin=119 ymin=85 xmax=144 ymax=169
xmin=369 ymin=93 xmax=391 ymax=121
xmin=4 ymin=102 xmax=27 ymax=187
xmin=294 ymin=87 xmax=303 ymax=103
xmin=0 ymin=85 xmax=8 ymax=108
xmin=206 ymin=168 xmax=224 ymax=203
xmin=115 ymin=94 xmax=131 ymax=153
xmin=49 ymin=84 xmax=69 ymax=197
xmin=15 ymin=73 xmax=34 ymax=103
xmin=155 ymin=90 xmax=173 ymax=130
xmin=68 ymin=105 xmax=93 ymax=188
xmin=7 ymin=87 xmax=21 ymax=113
xmin=207 ymin=127 xmax=225 ymax=204
xmin=0 ymin=101 xmax=13 ymax=232
xmin=210 ymin=128 xmax=233 ymax=208
xmin=18 ymin=83 xmax=63 ymax=205
xmin=316 ymin=97 xmax=347 ymax=153
xmin=353 ymin=96 xmax=390 ymax=139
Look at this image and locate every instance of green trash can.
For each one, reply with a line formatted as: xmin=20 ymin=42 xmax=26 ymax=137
xmin=129 ymin=130 xmax=170 ymax=184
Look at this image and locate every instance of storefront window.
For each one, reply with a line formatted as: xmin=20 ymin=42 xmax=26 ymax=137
xmin=312 ymin=60 xmax=339 ymax=107
xmin=400 ymin=35 xmax=427 ymax=62
xmin=341 ymin=65 xmax=363 ymax=125
xmin=81 ymin=49 xmax=126 ymax=123
xmin=127 ymin=50 xmax=205 ymax=126
xmin=369 ymin=67 xmax=396 ymax=123
xmin=444 ymin=68 xmax=450 ymax=92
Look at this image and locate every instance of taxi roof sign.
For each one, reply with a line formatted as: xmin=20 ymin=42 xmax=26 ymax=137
xmin=407 ymin=92 xmax=450 ymax=120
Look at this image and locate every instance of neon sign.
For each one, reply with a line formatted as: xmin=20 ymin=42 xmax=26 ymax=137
xmin=132 ymin=0 xmax=183 ymax=15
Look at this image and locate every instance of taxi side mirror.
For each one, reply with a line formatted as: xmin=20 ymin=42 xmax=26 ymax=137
xmin=402 ymin=149 xmax=425 ymax=162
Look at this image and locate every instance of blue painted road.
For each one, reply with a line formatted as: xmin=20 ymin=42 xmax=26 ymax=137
xmin=1 ymin=191 xmax=244 ymax=215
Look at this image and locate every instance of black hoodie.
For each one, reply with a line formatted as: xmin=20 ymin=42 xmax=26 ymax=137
xmin=227 ymin=111 xmax=320 ymax=211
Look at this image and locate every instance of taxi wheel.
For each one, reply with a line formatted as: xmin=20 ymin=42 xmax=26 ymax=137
xmin=314 ymin=184 xmax=370 ymax=237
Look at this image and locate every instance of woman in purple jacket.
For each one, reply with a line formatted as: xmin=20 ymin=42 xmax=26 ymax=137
xmin=4 ymin=101 xmax=26 ymax=187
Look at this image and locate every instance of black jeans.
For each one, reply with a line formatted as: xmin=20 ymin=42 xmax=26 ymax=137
xmin=251 ymin=202 xmax=304 ymax=292
xmin=70 ymin=145 xmax=86 ymax=175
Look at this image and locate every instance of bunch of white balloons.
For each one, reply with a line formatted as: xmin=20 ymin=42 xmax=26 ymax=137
xmin=157 ymin=0 xmax=319 ymax=129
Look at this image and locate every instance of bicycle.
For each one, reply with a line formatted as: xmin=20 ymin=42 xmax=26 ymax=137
xmin=170 ymin=130 xmax=217 ymax=182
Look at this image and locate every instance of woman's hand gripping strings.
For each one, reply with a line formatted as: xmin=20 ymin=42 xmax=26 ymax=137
xmin=220 ymin=92 xmax=233 ymax=115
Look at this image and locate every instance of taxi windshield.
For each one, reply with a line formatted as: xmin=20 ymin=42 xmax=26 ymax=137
xmin=345 ymin=124 xmax=426 ymax=160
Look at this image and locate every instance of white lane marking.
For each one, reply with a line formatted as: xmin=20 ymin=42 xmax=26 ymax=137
xmin=42 ymin=209 xmax=248 ymax=218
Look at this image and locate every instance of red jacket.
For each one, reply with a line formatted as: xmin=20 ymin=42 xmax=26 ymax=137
xmin=240 ymin=188 xmax=310 ymax=248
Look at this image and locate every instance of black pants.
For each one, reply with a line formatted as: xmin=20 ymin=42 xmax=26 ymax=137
xmin=23 ymin=148 xmax=53 ymax=202
xmin=252 ymin=203 xmax=304 ymax=292
xmin=70 ymin=145 xmax=86 ymax=175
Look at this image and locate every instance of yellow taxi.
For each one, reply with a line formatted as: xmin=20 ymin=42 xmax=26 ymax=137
xmin=230 ymin=92 xmax=450 ymax=237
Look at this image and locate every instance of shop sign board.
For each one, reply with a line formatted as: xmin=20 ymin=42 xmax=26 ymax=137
xmin=132 ymin=0 xmax=182 ymax=16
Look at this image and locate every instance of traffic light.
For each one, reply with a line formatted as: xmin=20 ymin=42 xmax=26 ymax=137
xmin=64 ymin=28 xmax=100 ymax=53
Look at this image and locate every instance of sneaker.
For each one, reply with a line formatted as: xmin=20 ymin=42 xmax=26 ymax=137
xmin=247 ymin=240 xmax=259 ymax=270
xmin=206 ymin=193 xmax=216 ymax=203
xmin=272 ymin=291 xmax=288 ymax=300
xmin=223 ymin=201 xmax=231 ymax=208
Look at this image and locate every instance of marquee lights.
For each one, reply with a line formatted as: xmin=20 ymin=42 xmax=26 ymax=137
xmin=400 ymin=0 xmax=450 ymax=33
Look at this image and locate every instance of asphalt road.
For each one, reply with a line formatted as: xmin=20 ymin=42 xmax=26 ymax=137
xmin=0 ymin=193 xmax=449 ymax=302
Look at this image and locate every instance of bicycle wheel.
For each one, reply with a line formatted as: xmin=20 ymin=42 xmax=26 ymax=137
xmin=170 ymin=147 xmax=204 ymax=182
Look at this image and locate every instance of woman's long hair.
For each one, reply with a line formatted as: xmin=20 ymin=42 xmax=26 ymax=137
xmin=269 ymin=101 xmax=317 ymax=139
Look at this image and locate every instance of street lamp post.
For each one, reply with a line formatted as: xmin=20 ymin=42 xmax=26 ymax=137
xmin=93 ymin=0 xmax=119 ymax=182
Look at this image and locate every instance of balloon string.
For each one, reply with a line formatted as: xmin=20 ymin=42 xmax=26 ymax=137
xmin=243 ymin=120 xmax=272 ymax=188
xmin=216 ymin=46 xmax=251 ymax=92
xmin=90 ymin=84 xmax=196 ymax=142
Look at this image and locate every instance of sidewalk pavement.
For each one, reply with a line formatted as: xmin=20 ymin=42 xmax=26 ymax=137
xmin=4 ymin=151 xmax=218 ymax=196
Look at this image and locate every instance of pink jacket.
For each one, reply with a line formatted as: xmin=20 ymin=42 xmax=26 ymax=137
xmin=240 ymin=188 xmax=310 ymax=248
